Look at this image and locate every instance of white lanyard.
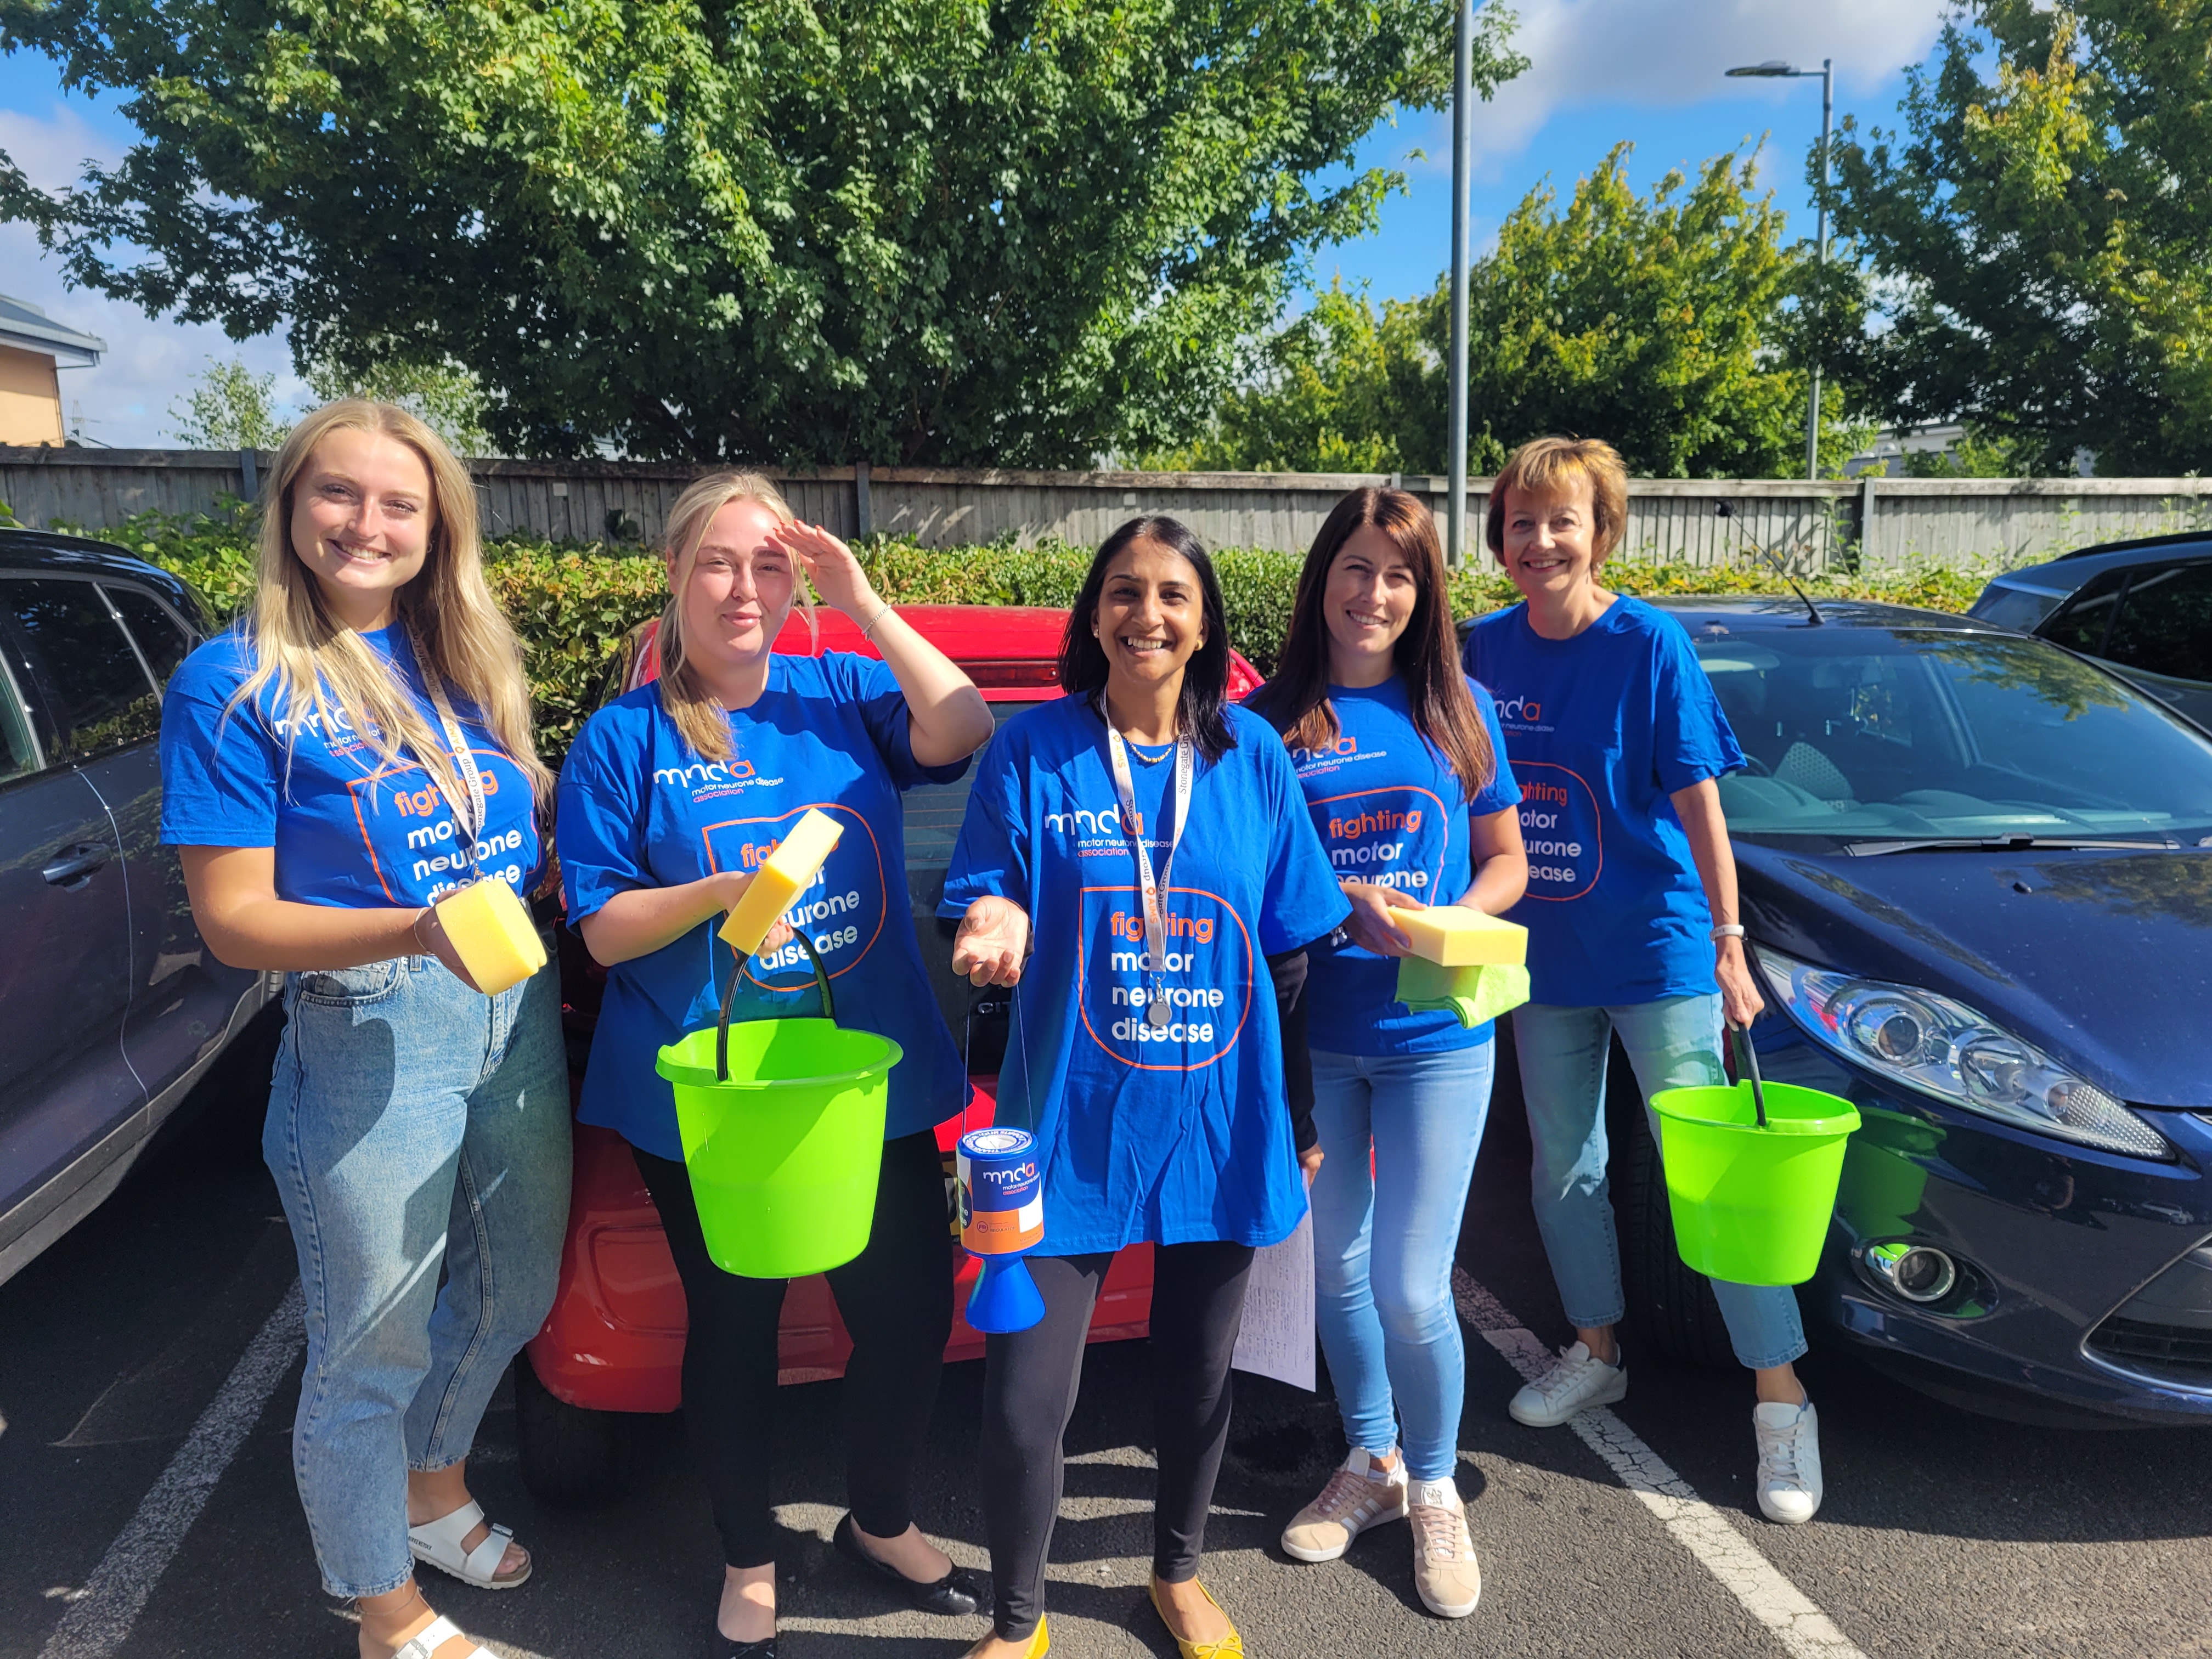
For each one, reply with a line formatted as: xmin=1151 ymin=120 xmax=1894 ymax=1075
xmin=1105 ymin=722 xmax=1194 ymax=1029
xmin=419 ymin=658 xmax=490 ymax=879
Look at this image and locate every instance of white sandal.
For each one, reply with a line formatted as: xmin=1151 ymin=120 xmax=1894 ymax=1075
xmin=391 ymin=1615 xmax=494 ymax=1659
xmin=407 ymin=1500 xmax=531 ymax=1590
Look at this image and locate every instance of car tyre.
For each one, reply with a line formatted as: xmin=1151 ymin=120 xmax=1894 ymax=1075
xmin=513 ymin=1350 xmax=630 ymax=1506
xmin=1622 ymin=1092 xmax=1739 ymax=1371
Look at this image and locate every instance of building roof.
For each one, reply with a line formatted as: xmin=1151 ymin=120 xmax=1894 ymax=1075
xmin=0 ymin=294 xmax=105 ymax=366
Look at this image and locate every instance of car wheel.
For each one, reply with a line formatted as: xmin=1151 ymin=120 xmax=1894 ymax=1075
xmin=1622 ymin=1094 xmax=1738 ymax=1371
xmin=513 ymin=1351 xmax=630 ymax=1506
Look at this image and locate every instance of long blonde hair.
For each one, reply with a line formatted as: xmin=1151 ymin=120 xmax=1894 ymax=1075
xmin=228 ymin=399 xmax=552 ymax=812
xmin=656 ymin=471 xmax=816 ymax=763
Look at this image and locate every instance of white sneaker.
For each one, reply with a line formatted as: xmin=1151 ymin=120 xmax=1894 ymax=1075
xmin=1407 ymin=1478 xmax=1482 ymax=1618
xmin=1280 ymin=1448 xmax=1409 ymax=1562
xmin=1508 ymin=1341 xmax=1628 ymax=1427
xmin=1753 ymin=1398 xmax=1824 ymax=1524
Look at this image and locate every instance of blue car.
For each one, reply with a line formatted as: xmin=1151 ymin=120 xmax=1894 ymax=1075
xmin=1967 ymin=532 xmax=2212 ymax=732
xmin=1607 ymin=597 xmax=2212 ymax=1426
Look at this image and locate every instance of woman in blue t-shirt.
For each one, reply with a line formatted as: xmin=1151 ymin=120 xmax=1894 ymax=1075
xmin=1460 ymin=437 xmax=1824 ymax=1526
xmin=1247 ymin=487 xmax=1527 ymax=1620
xmin=943 ymin=517 xmax=1347 ymax=1659
xmin=161 ymin=402 xmax=568 ymax=1659
xmin=556 ymin=472 xmax=995 ymax=1657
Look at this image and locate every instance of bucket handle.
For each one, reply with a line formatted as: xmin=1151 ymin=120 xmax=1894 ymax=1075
xmin=1728 ymin=1020 xmax=1770 ymax=1130
xmin=715 ymin=929 xmax=835 ymax=1083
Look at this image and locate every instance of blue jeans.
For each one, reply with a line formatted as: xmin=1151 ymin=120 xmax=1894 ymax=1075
xmin=1310 ymin=1043 xmax=1495 ymax=1483
xmin=264 ymin=954 xmax=571 ymax=1598
xmin=1511 ymin=995 xmax=1806 ymax=1373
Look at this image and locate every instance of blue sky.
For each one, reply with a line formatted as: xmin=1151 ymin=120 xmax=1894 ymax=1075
xmin=1 ymin=0 xmax=1951 ymax=449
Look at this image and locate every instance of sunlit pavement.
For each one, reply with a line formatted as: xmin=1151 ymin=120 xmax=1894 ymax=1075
xmin=7 ymin=1032 xmax=2212 ymax=1659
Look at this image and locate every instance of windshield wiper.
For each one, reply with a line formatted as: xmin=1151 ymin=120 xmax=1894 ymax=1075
xmin=1844 ymin=834 xmax=2179 ymax=857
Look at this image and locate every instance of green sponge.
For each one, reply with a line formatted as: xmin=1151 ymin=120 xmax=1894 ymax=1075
xmin=1395 ymin=955 xmax=1532 ymax=1029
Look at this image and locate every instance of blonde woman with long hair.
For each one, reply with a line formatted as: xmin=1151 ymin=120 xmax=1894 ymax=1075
xmin=556 ymin=472 xmax=995 ymax=1656
xmin=160 ymin=402 xmax=570 ymax=1659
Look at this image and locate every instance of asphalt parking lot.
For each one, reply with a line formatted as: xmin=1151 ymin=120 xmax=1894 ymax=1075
xmin=7 ymin=1016 xmax=2212 ymax=1659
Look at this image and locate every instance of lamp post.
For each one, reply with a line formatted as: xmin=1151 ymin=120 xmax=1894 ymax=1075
xmin=1726 ymin=57 xmax=1832 ymax=481
xmin=1448 ymin=0 xmax=1474 ymax=566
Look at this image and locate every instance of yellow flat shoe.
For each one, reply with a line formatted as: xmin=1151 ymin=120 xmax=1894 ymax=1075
xmin=962 ymin=1616 xmax=1047 ymax=1658
xmin=1149 ymin=1579 xmax=1244 ymax=1659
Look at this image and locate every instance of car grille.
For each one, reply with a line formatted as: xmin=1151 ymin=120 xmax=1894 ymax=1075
xmin=2087 ymin=1243 xmax=2212 ymax=1386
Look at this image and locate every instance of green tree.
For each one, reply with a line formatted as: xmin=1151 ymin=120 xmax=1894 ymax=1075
xmin=166 ymin=356 xmax=288 ymax=450
xmin=1824 ymin=1 xmax=2212 ymax=475
xmin=1894 ymin=426 xmax=2039 ymax=478
xmin=1451 ymin=144 xmax=1857 ymax=477
xmin=0 ymin=0 xmax=1523 ymax=467
xmin=1165 ymin=144 xmax=1863 ymax=478
xmin=1139 ymin=279 xmax=1435 ymax=472
xmin=303 ymin=354 xmax=491 ymax=457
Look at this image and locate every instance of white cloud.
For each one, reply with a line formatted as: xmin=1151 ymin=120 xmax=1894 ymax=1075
xmin=1451 ymin=0 xmax=1952 ymax=172
xmin=1 ymin=101 xmax=302 ymax=449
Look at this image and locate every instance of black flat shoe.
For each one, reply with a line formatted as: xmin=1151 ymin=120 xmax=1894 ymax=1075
xmin=832 ymin=1513 xmax=989 ymax=1617
xmin=719 ymin=1638 xmax=775 ymax=1658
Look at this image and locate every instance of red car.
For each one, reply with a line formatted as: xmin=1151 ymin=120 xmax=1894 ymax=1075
xmin=516 ymin=602 xmax=1263 ymax=1502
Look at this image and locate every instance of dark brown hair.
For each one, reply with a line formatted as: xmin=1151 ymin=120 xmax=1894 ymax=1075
xmin=1248 ymin=486 xmax=1494 ymax=799
xmin=1057 ymin=515 xmax=1237 ymax=762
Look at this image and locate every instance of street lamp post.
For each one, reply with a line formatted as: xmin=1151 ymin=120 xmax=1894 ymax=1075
xmin=1726 ymin=57 xmax=1832 ymax=482
xmin=1448 ymin=0 xmax=1474 ymax=566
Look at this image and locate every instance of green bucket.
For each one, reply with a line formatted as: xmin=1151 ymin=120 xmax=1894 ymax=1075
xmin=1650 ymin=1029 xmax=1861 ymax=1287
xmin=653 ymin=934 xmax=902 ymax=1280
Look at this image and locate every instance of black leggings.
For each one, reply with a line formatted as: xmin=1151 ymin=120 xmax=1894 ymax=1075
xmin=633 ymin=1130 xmax=955 ymax=1568
xmin=980 ymin=1242 xmax=1256 ymax=1640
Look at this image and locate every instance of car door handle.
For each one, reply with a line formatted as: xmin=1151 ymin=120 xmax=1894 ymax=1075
xmin=42 ymin=842 xmax=114 ymax=890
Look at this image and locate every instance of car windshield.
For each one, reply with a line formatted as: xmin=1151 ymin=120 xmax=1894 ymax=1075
xmin=1695 ymin=627 xmax=2212 ymax=844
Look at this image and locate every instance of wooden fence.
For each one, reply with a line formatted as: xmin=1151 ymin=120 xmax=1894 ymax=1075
xmin=6 ymin=447 xmax=2211 ymax=572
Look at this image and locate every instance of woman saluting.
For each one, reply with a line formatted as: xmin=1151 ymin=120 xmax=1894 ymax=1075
xmin=945 ymin=516 xmax=1348 ymax=1659
xmin=556 ymin=472 xmax=996 ymax=1656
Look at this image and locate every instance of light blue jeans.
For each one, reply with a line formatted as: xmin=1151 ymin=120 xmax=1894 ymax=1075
xmin=264 ymin=954 xmax=570 ymax=1598
xmin=1310 ymin=1043 xmax=1495 ymax=1483
xmin=1511 ymin=994 xmax=1807 ymax=1373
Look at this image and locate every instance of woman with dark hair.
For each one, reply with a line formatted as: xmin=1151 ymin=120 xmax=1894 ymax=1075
xmin=1249 ymin=487 xmax=1526 ymax=1618
xmin=944 ymin=516 xmax=1348 ymax=1659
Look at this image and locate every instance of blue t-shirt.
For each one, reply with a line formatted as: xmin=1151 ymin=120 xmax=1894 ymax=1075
xmin=1283 ymin=674 xmax=1522 ymax=1054
xmin=159 ymin=625 xmax=545 ymax=906
xmin=1461 ymin=597 xmax=1744 ymax=1007
xmin=938 ymin=697 xmax=1348 ymax=1256
xmin=558 ymin=654 xmax=969 ymax=1158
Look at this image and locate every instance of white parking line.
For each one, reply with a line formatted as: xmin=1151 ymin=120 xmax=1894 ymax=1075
xmin=40 ymin=1283 xmax=304 ymax=1659
xmin=1453 ymin=1268 xmax=1866 ymax=1659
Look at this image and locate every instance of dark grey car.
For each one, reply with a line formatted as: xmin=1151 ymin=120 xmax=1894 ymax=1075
xmin=0 ymin=528 xmax=270 ymax=1285
xmin=1970 ymin=533 xmax=2212 ymax=730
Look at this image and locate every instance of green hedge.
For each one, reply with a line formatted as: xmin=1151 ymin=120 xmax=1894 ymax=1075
xmin=79 ymin=504 xmax=1991 ymax=764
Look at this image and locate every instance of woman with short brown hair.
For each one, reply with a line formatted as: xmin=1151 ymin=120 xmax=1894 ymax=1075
xmin=1463 ymin=436 xmax=1825 ymax=1526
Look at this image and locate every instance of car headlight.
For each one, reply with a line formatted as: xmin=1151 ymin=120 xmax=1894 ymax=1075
xmin=1754 ymin=945 xmax=2171 ymax=1160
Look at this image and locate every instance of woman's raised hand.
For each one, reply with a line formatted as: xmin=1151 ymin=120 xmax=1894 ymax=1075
xmin=952 ymin=896 xmax=1031 ymax=988
xmin=1339 ymin=880 xmax=1423 ymax=957
xmin=770 ymin=520 xmax=879 ymax=619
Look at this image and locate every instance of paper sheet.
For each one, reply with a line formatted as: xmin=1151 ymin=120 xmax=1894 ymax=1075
xmin=1231 ymin=1212 xmax=1316 ymax=1391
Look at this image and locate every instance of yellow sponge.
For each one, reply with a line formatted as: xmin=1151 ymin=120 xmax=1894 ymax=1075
xmin=435 ymin=878 xmax=546 ymax=995
xmin=719 ymin=808 xmax=845 ymax=957
xmin=1396 ymin=905 xmax=1527 ymax=967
